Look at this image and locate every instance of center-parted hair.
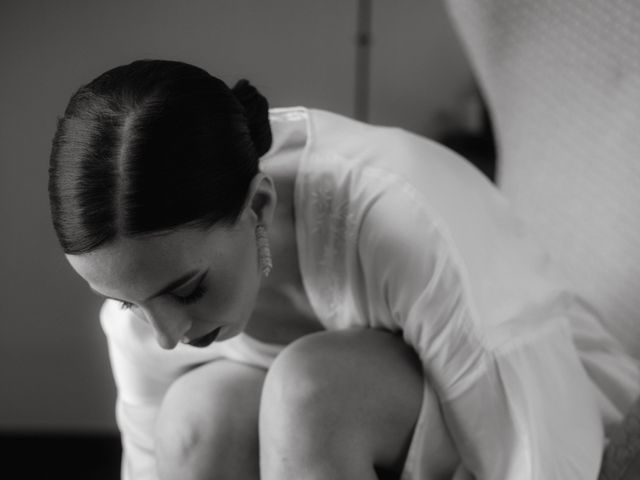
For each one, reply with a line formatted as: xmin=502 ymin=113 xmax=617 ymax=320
xmin=48 ymin=59 xmax=272 ymax=254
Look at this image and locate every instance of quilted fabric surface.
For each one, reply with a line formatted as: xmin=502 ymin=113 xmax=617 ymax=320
xmin=445 ymin=0 xmax=640 ymax=360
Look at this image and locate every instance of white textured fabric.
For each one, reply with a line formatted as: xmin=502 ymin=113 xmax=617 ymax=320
xmin=101 ymin=107 xmax=639 ymax=479
xmin=445 ymin=0 xmax=640 ymax=361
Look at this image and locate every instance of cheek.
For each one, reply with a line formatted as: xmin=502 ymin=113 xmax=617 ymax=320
xmin=226 ymin=245 xmax=261 ymax=313
xmin=229 ymin=245 xmax=260 ymax=303
xmin=189 ymin=232 xmax=259 ymax=321
xmin=228 ymin=231 xmax=260 ymax=280
xmin=198 ymin=253 xmax=257 ymax=317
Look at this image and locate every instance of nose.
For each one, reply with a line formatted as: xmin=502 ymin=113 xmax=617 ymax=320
xmin=140 ymin=306 xmax=192 ymax=350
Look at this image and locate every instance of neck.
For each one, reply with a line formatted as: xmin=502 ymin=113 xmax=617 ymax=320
xmin=259 ymin=154 xmax=301 ymax=288
xmin=243 ymin=158 xmax=322 ymax=343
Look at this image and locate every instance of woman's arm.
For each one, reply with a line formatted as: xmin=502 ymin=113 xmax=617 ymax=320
xmin=100 ymin=300 xmax=169 ymax=480
xmin=356 ymin=184 xmax=604 ymax=479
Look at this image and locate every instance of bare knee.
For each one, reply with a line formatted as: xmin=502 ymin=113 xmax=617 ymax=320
xmin=260 ymin=329 xmax=426 ymax=479
xmin=155 ymin=360 xmax=265 ymax=480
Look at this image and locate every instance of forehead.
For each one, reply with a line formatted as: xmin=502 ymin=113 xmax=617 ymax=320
xmin=65 ymin=228 xmax=219 ymax=298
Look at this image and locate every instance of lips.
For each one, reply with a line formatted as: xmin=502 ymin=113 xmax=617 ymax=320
xmin=188 ymin=327 xmax=222 ymax=348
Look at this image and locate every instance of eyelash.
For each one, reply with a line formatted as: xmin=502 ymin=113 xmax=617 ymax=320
xmin=120 ymin=301 xmax=134 ymax=310
xmin=119 ymin=283 xmax=207 ymax=310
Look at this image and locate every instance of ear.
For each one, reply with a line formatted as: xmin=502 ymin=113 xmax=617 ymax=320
xmin=243 ymin=172 xmax=277 ymax=228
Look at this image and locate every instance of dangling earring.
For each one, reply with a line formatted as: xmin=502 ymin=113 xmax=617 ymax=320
xmin=255 ymin=224 xmax=273 ymax=277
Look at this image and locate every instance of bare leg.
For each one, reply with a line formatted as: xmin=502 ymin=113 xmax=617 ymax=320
xmin=154 ymin=360 xmax=265 ymax=480
xmin=259 ymin=329 xmax=459 ymax=480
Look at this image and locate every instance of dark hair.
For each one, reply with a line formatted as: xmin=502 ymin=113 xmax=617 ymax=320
xmin=48 ymin=59 xmax=272 ymax=254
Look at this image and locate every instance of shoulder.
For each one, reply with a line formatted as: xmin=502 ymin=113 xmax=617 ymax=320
xmin=303 ymin=108 xmax=477 ymax=199
xmin=306 ymin=108 xmax=412 ymax=157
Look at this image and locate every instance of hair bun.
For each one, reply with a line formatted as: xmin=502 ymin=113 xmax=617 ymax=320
xmin=232 ymin=79 xmax=272 ymax=157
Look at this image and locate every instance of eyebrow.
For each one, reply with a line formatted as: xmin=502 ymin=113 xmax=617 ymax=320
xmin=90 ymin=269 xmax=205 ymax=303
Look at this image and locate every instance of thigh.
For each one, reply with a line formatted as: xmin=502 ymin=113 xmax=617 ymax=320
xmin=260 ymin=329 xmax=458 ymax=479
xmin=155 ymin=360 xmax=265 ymax=480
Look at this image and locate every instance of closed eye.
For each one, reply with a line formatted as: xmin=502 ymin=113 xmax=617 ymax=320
xmin=118 ymin=271 xmax=208 ymax=310
xmin=172 ymin=283 xmax=207 ymax=305
xmin=119 ymin=285 xmax=206 ymax=309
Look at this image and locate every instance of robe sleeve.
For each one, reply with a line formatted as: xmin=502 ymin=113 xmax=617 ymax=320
xmin=98 ymin=300 xmax=284 ymax=480
xmin=355 ymin=183 xmax=604 ymax=479
xmin=99 ymin=300 xmax=165 ymax=480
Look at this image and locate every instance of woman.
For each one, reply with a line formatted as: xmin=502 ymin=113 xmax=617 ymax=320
xmin=48 ymin=59 xmax=639 ymax=480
